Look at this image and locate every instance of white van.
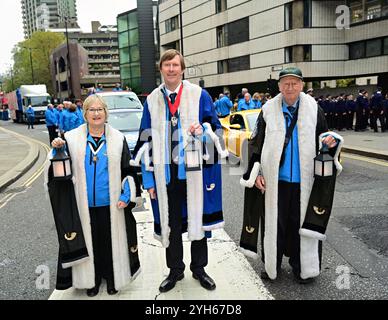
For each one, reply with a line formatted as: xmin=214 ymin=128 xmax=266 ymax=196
xmin=95 ymin=91 xmax=143 ymax=110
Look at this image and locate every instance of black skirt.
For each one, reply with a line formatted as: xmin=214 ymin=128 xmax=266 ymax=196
xmin=89 ymin=206 xmax=114 ymax=282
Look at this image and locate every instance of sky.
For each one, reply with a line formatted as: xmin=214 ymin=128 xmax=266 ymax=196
xmin=0 ymin=0 xmax=137 ymax=75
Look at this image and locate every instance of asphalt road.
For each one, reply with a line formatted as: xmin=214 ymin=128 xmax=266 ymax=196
xmin=222 ymin=154 xmax=388 ymax=300
xmin=1 ymin=121 xmax=388 ymax=300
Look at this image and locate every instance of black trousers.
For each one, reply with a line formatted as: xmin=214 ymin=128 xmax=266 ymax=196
xmin=166 ymin=174 xmax=208 ymax=277
xmin=277 ymin=181 xmax=301 ymax=274
xmin=47 ymin=125 xmax=58 ymax=144
xmin=89 ymin=206 xmax=114 ymax=286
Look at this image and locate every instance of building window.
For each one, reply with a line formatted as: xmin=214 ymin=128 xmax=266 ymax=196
xmin=384 ymin=37 xmax=388 ymax=54
xmin=366 ymin=38 xmax=382 ymax=57
xmin=303 ymin=0 xmax=312 ymax=27
xmin=215 ymin=0 xmax=227 ymax=13
xmin=162 ymin=40 xmax=180 ymax=51
xmin=217 ymin=60 xmax=228 ymax=74
xmin=349 ymin=0 xmax=364 ymax=23
xmin=165 ymin=16 xmax=179 ymax=33
xmin=366 ymin=0 xmax=382 ymax=20
xmin=349 ymin=41 xmax=365 ymax=59
xmin=304 ymin=45 xmax=312 ymax=61
xmin=285 ymin=3 xmax=293 ymax=30
xmin=117 ymin=14 xmax=128 ymax=32
xmin=216 ymin=25 xmax=228 ymax=48
xmin=227 ymin=17 xmax=249 ymax=46
xmin=285 ymin=46 xmax=293 ymax=63
xmin=217 ymin=55 xmax=250 ymax=74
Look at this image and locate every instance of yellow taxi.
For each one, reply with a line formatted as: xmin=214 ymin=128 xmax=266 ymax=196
xmin=219 ymin=109 xmax=261 ymax=158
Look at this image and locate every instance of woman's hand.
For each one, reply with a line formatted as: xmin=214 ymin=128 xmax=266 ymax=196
xmin=52 ymin=137 xmax=66 ymax=149
xmin=117 ymin=201 xmax=128 ymax=209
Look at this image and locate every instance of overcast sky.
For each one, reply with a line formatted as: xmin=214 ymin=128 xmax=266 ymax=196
xmin=0 ymin=0 xmax=137 ymax=74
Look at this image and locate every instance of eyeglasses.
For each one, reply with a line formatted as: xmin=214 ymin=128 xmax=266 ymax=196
xmin=88 ymin=108 xmax=104 ymax=114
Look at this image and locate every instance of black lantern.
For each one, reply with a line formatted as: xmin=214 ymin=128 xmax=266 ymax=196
xmin=185 ymin=136 xmax=202 ymax=171
xmin=314 ymin=144 xmax=334 ymax=179
xmin=50 ymin=147 xmax=72 ymax=180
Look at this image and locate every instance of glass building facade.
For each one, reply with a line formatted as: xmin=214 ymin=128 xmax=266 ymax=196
xmin=117 ymin=0 xmax=160 ymax=94
xmin=118 ymin=10 xmax=141 ymax=92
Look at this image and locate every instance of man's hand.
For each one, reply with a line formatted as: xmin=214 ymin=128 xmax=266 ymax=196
xmin=322 ymin=135 xmax=337 ymax=148
xmin=52 ymin=137 xmax=65 ymax=149
xmin=188 ymin=122 xmax=203 ymax=136
xmin=148 ymin=187 xmax=157 ymax=200
xmin=117 ymin=201 xmax=128 ymax=209
xmin=255 ymin=175 xmax=266 ymax=194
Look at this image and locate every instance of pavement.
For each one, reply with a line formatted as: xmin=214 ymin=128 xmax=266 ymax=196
xmin=1 ymin=118 xmax=387 ymax=300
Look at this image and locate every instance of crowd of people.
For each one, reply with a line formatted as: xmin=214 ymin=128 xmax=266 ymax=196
xmin=213 ymin=86 xmax=388 ymax=133
xmin=44 ymin=99 xmax=85 ymax=143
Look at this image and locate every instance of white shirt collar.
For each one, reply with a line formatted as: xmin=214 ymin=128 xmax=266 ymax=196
xmin=165 ymin=82 xmax=182 ymax=96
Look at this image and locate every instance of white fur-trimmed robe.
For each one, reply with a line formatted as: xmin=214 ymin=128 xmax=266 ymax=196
xmin=63 ymin=124 xmax=138 ymax=289
xmin=146 ymin=80 xmax=224 ymax=248
xmin=260 ymin=92 xmax=321 ymax=280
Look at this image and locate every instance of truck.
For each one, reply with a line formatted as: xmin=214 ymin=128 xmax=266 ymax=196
xmin=5 ymin=84 xmax=51 ymax=123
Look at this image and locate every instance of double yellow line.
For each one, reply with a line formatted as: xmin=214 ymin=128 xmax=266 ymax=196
xmin=341 ymin=152 xmax=388 ymax=167
xmin=0 ymin=127 xmax=50 ymax=209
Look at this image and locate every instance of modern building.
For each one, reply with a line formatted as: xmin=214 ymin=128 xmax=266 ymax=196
xmin=158 ymin=0 xmax=388 ymax=98
xmin=117 ymin=0 xmax=160 ymax=94
xmin=21 ymin=0 xmax=78 ymax=38
xmin=68 ymin=21 xmax=121 ymax=92
xmin=50 ymin=42 xmax=89 ymax=100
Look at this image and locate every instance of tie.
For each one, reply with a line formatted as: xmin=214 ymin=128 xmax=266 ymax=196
xmin=169 ymin=92 xmax=177 ymax=104
xmin=287 ymin=105 xmax=295 ymax=114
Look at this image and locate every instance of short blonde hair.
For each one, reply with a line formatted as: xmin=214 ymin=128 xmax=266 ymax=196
xmin=82 ymin=94 xmax=109 ymax=122
xmin=159 ymin=49 xmax=185 ymax=70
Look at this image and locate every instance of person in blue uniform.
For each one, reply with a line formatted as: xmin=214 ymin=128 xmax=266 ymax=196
xmin=370 ymin=88 xmax=386 ymax=132
xmin=45 ymin=104 xmax=59 ymax=143
xmin=26 ymin=105 xmax=35 ymax=129
xmin=133 ymin=49 xmax=227 ymax=293
xmin=216 ymin=91 xmax=233 ymax=117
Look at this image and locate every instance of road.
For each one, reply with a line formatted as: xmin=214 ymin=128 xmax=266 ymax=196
xmin=222 ymin=153 xmax=388 ymax=299
xmin=1 ymin=121 xmax=388 ymax=299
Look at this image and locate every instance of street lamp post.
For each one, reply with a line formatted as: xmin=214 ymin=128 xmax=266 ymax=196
xmin=22 ymin=47 xmax=36 ymax=84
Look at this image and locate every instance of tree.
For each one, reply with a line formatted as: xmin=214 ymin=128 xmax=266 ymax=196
xmin=2 ymin=31 xmax=65 ymax=94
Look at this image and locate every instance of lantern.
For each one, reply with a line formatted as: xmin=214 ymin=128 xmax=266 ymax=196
xmin=185 ymin=136 xmax=202 ymax=171
xmin=314 ymin=144 xmax=334 ymax=179
xmin=50 ymin=147 xmax=72 ymax=180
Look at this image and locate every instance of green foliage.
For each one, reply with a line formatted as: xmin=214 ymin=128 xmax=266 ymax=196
xmin=2 ymin=31 xmax=65 ymax=93
xmin=336 ymin=78 xmax=355 ymax=88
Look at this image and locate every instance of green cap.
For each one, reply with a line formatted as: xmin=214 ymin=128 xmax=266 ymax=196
xmin=279 ymin=67 xmax=303 ymax=80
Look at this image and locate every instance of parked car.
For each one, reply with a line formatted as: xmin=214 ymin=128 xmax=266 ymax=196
xmin=96 ymin=91 xmax=143 ymax=110
xmin=108 ymin=108 xmax=142 ymax=154
xmin=219 ymin=109 xmax=261 ymax=159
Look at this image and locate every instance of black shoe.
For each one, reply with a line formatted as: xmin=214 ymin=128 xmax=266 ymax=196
xmin=106 ymin=279 xmax=118 ymax=295
xmin=192 ymin=272 xmax=216 ymax=290
xmin=294 ymin=273 xmax=315 ymax=284
xmin=86 ymin=285 xmax=100 ymax=297
xmin=260 ymin=271 xmax=270 ymax=280
xmin=159 ymin=273 xmax=184 ymax=293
